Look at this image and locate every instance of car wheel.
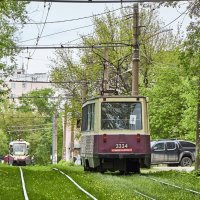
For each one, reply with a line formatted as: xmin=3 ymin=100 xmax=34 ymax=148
xmin=180 ymin=157 xmax=192 ymax=167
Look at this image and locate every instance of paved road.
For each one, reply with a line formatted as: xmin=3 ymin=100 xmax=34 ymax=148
xmin=151 ymin=166 xmax=194 ymax=172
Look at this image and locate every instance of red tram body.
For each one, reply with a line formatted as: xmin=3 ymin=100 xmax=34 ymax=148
xmin=4 ymin=140 xmax=31 ymax=166
xmin=80 ymin=96 xmax=151 ymax=173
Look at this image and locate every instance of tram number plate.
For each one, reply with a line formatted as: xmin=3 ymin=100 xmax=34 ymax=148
xmin=116 ymin=143 xmax=128 ymax=149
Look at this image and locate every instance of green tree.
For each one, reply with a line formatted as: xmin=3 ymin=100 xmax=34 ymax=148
xmin=0 ymin=0 xmax=27 ymax=96
xmin=178 ymin=17 xmax=200 ymax=167
xmin=50 ymin=6 xmax=181 ymax=141
xmin=0 ymin=129 xmax=8 ymax=156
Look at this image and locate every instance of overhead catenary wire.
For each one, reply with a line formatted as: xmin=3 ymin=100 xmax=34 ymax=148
xmin=8 ymin=123 xmax=52 ymax=128
xmin=8 ymin=127 xmax=52 ymax=132
xmin=9 ymin=80 xmax=90 ymax=84
xmin=10 ymin=116 xmax=51 ymax=118
xmin=19 ymin=24 xmax=95 ymax=43
xmin=8 ymin=96 xmax=72 ymax=99
xmin=19 ymin=6 xmax=130 ymax=25
xmin=14 ymin=43 xmax=132 ymax=50
xmin=18 ymin=13 xmax=126 ymax=44
xmin=17 ymin=5 xmax=190 ymax=48
xmin=29 ymin=2 xmax=53 ymax=58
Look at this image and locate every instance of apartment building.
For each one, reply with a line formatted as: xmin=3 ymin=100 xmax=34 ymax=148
xmin=6 ymin=68 xmax=52 ymax=98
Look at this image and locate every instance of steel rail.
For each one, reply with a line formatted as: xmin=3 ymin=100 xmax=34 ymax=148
xmin=19 ymin=167 xmax=29 ymax=200
xmin=53 ymin=168 xmax=98 ymax=200
xmin=141 ymin=175 xmax=200 ymax=196
xmin=133 ymin=189 xmax=156 ymax=200
xmin=16 ymin=0 xmax=185 ymax=3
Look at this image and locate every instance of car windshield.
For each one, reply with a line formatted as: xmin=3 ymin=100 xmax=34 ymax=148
xmin=101 ymin=102 xmax=142 ymax=130
xmin=12 ymin=143 xmax=26 ymax=156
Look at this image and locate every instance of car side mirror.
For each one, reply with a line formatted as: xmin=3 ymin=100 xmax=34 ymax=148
xmin=153 ymin=146 xmax=158 ymax=151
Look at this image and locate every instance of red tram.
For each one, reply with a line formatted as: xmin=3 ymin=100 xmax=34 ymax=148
xmin=80 ymin=96 xmax=151 ymax=173
xmin=4 ymin=140 xmax=31 ymax=166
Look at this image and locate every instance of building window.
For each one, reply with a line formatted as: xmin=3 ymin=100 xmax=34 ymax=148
xmin=22 ymin=82 xmax=26 ymax=89
xmin=11 ymin=83 xmax=16 ymax=89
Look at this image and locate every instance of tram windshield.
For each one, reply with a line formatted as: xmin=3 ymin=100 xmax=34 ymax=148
xmin=101 ymin=102 xmax=142 ymax=130
xmin=12 ymin=143 xmax=26 ymax=156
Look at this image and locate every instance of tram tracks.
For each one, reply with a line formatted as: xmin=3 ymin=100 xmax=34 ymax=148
xmin=53 ymin=168 xmax=98 ymax=200
xmin=18 ymin=167 xmax=98 ymax=200
xmin=14 ymin=167 xmax=200 ymax=200
xmin=19 ymin=167 xmax=29 ymax=200
xmin=140 ymin=174 xmax=200 ymax=196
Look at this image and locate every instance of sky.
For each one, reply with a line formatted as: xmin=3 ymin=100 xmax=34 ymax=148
xmin=15 ymin=1 xmax=191 ymax=74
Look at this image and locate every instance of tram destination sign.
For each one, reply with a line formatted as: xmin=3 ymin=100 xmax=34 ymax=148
xmin=16 ymin=0 xmax=186 ymax=3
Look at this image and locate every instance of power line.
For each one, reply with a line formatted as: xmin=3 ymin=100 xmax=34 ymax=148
xmin=14 ymin=43 xmax=132 ymax=50
xmin=159 ymin=6 xmax=190 ymax=31
xmin=9 ymin=80 xmax=89 ymax=84
xmin=8 ymin=96 xmax=72 ymax=99
xmin=18 ymin=14 xmax=126 ymax=44
xmin=8 ymin=127 xmax=52 ymax=132
xmin=10 ymin=116 xmax=51 ymax=118
xmin=19 ymin=24 xmax=94 ymax=43
xmin=29 ymin=3 xmax=53 ymax=58
xmin=8 ymin=123 xmax=52 ymax=128
xmin=16 ymin=0 xmax=186 ymax=3
xmin=21 ymin=6 xmax=129 ymax=25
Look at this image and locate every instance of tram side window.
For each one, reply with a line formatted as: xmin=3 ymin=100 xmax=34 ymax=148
xmin=81 ymin=103 xmax=95 ymax=131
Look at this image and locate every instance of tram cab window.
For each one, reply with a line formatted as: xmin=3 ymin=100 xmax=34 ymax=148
xmin=82 ymin=103 xmax=95 ymax=131
xmin=101 ymin=102 xmax=142 ymax=130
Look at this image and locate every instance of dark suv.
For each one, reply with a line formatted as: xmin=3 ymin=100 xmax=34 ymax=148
xmin=151 ymin=140 xmax=196 ymax=167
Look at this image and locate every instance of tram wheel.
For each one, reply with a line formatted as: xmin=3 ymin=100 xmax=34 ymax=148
xmin=132 ymin=162 xmax=140 ymax=174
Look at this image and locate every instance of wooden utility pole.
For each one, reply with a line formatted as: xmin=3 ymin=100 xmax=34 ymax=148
xmin=132 ymin=3 xmax=140 ymax=96
xmin=52 ymin=112 xmax=57 ymax=164
xmin=195 ymin=71 xmax=200 ymax=170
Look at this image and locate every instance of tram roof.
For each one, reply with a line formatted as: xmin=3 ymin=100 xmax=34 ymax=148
xmin=10 ymin=140 xmax=29 ymax=145
xmin=83 ymin=95 xmax=147 ymax=104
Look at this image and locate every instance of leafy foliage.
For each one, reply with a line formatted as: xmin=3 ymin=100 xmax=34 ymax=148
xmin=0 ymin=0 xmax=27 ymax=96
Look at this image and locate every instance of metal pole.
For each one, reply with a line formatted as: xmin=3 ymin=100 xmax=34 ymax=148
xmin=132 ymin=3 xmax=140 ymax=96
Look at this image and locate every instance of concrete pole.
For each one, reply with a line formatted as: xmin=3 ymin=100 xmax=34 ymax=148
xmin=81 ymin=81 xmax=88 ymax=103
xmin=132 ymin=3 xmax=140 ymax=96
xmin=52 ymin=113 xmax=57 ymax=164
xmin=195 ymin=71 xmax=200 ymax=170
xmin=103 ymin=47 xmax=109 ymax=94
xmin=62 ymin=103 xmax=67 ymax=160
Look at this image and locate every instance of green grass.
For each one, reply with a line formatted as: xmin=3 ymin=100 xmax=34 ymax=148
xmin=23 ymin=166 xmax=90 ymax=200
xmin=0 ymin=164 xmax=23 ymax=200
xmin=1 ymin=164 xmax=200 ymax=200
xmin=56 ymin=165 xmax=200 ymax=200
